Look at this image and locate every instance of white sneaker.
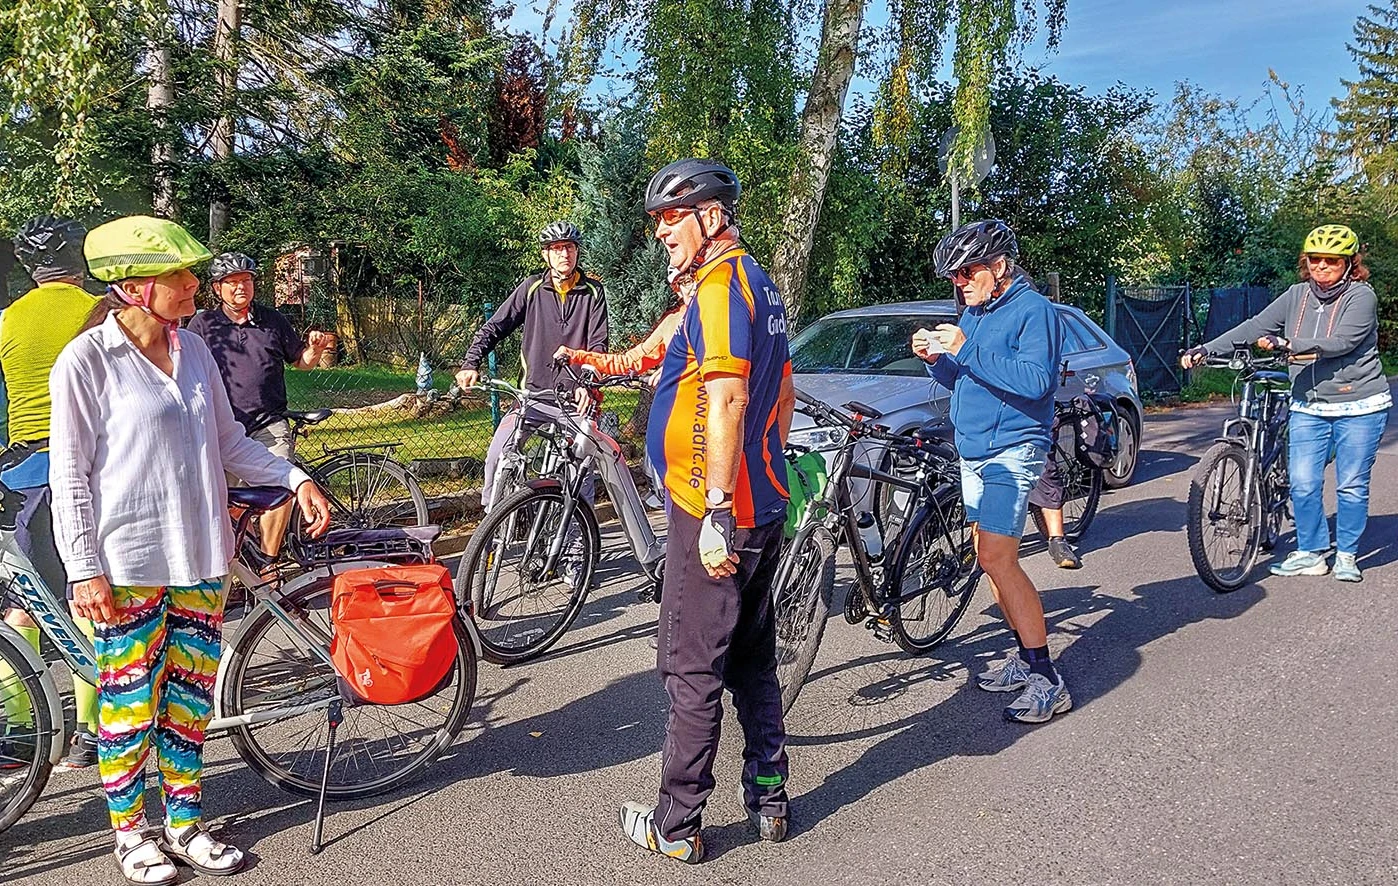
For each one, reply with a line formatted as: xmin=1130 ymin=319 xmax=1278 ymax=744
xmin=1003 ymin=673 xmax=1072 ymax=724
xmin=977 ymin=651 xmax=1030 ymax=693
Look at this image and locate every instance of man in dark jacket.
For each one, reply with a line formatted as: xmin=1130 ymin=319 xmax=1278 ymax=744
xmin=913 ymin=219 xmax=1071 ymax=725
xmin=454 ymin=222 xmax=608 ymax=579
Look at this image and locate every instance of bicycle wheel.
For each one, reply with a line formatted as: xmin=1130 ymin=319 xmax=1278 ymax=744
xmin=456 ymin=485 xmax=600 ymax=665
xmin=1056 ymin=431 xmax=1104 ymax=542
xmin=0 ymin=629 xmax=54 ymax=834
xmin=1186 ymin=442 xmax=1263 ymax=593
xmin=222 ymin=572 xmax=477 ymax=799
xmin=885 ymin=494 xmax=980 ymax=655
xmin=772 ymin=525 xmax=836 ymax=713
xmin=309 ymin=452 xmax=429 ymax=531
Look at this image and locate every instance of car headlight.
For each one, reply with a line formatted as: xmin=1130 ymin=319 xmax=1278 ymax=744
xmin=788 ymin=425 xmax=846 ymax=451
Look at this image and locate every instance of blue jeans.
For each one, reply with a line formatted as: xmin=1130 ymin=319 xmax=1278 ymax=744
xmin=1288 ymin=409 xmax=1389 ymax=555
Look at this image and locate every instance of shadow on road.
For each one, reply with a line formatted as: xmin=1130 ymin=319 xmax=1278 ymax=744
xmin=782 ymin=573 xmax=1265 ymax=834
xmin=1360 ymin=513 xmax=1398 ymax=570
xmin=1131 ymin=447 xmax=1200 ymax=485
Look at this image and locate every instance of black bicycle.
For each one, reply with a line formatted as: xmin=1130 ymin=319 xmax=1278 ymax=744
xmin=1185 ymin=345 xmax=1291 ymax=592
xmin=772 ymin=391 xmax=979 ymax=712
xmin=279 ymin=409 xmax=430 ymax=541
xmin=1027 ymin=397 xmax=1108 ymax=543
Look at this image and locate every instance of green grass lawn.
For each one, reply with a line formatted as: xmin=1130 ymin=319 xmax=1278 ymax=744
xmin=286 ymin=363 xmax=648 ymax=472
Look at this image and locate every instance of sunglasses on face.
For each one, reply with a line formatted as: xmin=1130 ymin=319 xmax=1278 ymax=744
xmin=951 ymin=264 xmax=988 ymax=284
xmin=1305 ymin=255 xmax=1346 ymax=267
xmin=653 ymin=207 xmax=696 ymax=227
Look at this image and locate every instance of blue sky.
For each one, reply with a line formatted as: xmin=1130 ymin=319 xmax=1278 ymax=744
xmin=507 ymin=0 xmax=1367 ymax=113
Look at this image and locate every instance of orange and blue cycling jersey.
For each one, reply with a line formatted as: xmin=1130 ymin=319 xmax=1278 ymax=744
xmin=646 ymin=248 xmax=792 ymax=528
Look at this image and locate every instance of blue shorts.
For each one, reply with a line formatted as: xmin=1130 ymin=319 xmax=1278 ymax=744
xmin=959 ymin=443 xmax=1048 ymax=539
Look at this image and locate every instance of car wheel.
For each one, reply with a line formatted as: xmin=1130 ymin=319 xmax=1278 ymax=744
xmin=1104 ymin=405 xmax=1140 ymax=489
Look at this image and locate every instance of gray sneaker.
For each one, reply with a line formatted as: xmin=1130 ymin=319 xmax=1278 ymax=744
xmin=1333 ymin=552 xmax=1362 ymax=583
xmin=1269 ymin=551 xmax=1330 ymax=577
xmin=977 ymin=651 xmax=1030 ymax=693
xmin=1004 ymin=673 xmax=1073 ymax=724
xmin=1047 ymin=536 xmax=1081 ymax=569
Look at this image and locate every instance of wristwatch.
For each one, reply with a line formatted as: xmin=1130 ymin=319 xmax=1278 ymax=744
xmin=706 ymin=487 xmax=733 ymax=509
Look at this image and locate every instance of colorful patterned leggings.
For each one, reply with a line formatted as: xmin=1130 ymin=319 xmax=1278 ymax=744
xmin=93 ymin=579 xmax=226 ymax=833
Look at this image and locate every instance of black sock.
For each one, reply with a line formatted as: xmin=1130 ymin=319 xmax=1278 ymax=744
xmin=1011 ymin=629 xmax=1028 ymax=659
xmin=1023 ymin=645 xmax=1057 ymax=683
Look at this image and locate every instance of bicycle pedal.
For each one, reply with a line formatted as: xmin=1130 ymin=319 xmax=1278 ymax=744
xmin=865 ymin=617 xmax=896 ymax=644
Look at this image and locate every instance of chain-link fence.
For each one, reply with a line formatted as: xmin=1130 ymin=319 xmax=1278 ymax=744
xmin=279 ymin=291 xmax=655 ymax=528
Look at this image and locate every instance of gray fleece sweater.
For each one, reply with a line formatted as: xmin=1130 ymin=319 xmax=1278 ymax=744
xmin=1203 ymin=281 xmax=1387 ymax=406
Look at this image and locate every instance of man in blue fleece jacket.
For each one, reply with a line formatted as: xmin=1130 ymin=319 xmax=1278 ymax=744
xmin=912 ymin=219 xmax=1071 ymax=724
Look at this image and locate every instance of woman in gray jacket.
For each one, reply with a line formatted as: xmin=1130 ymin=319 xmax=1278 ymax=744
xmin=1182 ymin=224 xmax=1389 ymax=582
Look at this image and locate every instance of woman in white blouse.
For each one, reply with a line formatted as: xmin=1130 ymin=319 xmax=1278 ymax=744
xmin=48 ymin=216 xmax=331 ymax=885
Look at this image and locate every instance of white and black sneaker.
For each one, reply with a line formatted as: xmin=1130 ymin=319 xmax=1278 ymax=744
xmin=977 ymin=651 xmax=1031 ymax=693
xmin=1003 ymin=673 xmax=1072 ymax=724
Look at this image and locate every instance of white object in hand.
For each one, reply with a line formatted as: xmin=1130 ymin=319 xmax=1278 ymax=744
xmin=912 ymin=329 xmax=947 ymax=355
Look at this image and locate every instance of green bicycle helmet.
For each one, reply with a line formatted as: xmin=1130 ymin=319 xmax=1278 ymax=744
xmin=84 ymin=215 xmax=212 ymax=282
xmin=1302 ymin=224 xmax=1359 ymax=257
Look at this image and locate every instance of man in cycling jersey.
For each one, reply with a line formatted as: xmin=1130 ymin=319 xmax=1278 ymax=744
xmin=186 ymin=252 xmax=332 ymax=558
xmin=618 ymin=159 xmax=795 ymax=864
xmin=0 ymin=216 xmax=100 ymax=769
xmin=912 ymin=219 xmax=1072 ymax=724
xmin=454 ymin=222 xmax=609 ymax=581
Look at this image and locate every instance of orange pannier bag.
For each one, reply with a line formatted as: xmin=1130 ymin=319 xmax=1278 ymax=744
xmin=329 ymin=564 xmax=458 ymax=706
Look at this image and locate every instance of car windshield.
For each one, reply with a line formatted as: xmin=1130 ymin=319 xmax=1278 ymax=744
xmin=791 ymin=314 xmax=953 ymax=377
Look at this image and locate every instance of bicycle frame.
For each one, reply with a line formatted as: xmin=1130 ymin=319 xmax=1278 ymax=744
xmin=0 ymin=523 xmax=411 ymax=733
xmin=475 ymin=377 xmax=663 ymax=576
xmin=1217 ymin=372 xmax=1290 ymax=517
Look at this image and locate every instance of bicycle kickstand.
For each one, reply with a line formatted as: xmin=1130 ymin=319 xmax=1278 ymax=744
xmin=310 ymin=697 xmax=344 ymax=855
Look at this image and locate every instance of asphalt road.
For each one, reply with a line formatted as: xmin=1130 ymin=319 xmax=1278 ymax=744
xmin=6 ymin=395 xmax=1398 ymax=885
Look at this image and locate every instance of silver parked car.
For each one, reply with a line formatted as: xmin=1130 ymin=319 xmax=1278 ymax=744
xmin=788 ymin=299 xmax=1143 ymax=488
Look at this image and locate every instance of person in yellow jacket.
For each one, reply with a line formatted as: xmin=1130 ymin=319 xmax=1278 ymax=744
xmin=0 ymin=215 xmax=101 ymax=771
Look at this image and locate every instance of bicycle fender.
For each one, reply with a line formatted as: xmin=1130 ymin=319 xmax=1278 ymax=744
xmin=525 ymin=478 xmax=563 ymax=493
xmin=0 ymin=620 xmax=65 ymax=765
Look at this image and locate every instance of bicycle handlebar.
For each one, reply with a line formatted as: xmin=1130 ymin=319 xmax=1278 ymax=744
xmin=791 ymin=388 xmax=955 ymax=469
xmin=555 ymin=360 xmax=652 ymax=392
xmin=1200 ymin=344 xmax=1290 ymax=372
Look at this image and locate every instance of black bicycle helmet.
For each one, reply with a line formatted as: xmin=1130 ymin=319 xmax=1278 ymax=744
xmin=933 ymin=219 xmax=1019 ymax=279
xmin=209 ymin=251 xmax=258 ymax=282
xmin=13 ymin=215 xmax=87 ymax=282
xmin=644 ymin=159 xmax=741 ymax=214
xmin=538 ymin=221 xmax=582 ymax=246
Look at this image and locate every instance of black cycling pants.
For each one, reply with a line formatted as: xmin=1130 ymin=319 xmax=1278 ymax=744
xmin=653 ymin=507 xmax=790 ymax=841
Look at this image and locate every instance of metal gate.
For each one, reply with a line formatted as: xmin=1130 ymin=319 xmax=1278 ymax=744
xmin=1105 ymin=278 xmax=1191 ymax=396
xmin=1202 ymin=287 xmax=1273 ymax=344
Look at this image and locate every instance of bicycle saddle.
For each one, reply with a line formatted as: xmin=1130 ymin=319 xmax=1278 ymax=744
xmin=228 ymin=486 xmax=293 ymax=512
xmin=842 ymin=400 xmax=883 ymax=419
xmin=286 ymin=409 xmax=334 ymax=425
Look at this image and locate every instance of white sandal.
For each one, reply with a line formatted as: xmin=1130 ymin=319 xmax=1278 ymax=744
xmin=161 ymin=823 xmax=247 ymax=876
xmin=114 ymin=832 xmax=179 ymax=886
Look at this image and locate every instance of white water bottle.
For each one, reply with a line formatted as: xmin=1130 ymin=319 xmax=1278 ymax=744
xmin=856 ymin=511 xmax=883 ymax=561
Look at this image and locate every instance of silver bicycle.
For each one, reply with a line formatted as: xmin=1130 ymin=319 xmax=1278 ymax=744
xmin=0 ymin=481 xmax=480 ymax=834
xmin=456 ymin=368 xmax=664 ymax=664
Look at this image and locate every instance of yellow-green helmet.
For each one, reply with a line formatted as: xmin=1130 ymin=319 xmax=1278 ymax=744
xmin=84 ymin=215 xmax=212 ymax=282
xmin=1302 ymin=224 xmax=1359 ymax=257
